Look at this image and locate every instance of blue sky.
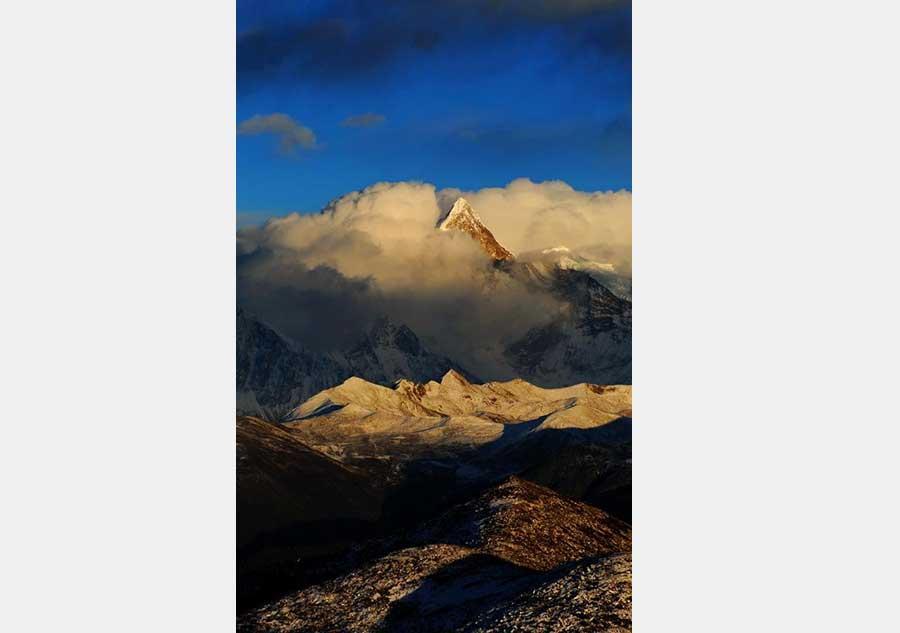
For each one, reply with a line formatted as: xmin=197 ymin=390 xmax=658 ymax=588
xmin=237 ymin=0 xmax=631 ymax=220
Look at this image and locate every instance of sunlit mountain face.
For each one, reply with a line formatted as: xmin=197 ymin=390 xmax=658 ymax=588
xmin=237 ymin=1 xmax=631 ymax=630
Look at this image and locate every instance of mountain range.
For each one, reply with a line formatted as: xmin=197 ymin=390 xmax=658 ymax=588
xmin=237 ymin=195 xmax=632 ymax=630
xmin=238 ymin=197 xmax=630 ymax=419
xmin=237 ymin=372 xmax=632 ymax=628
xmin=237 ymin=310 xmax=468 ymax=420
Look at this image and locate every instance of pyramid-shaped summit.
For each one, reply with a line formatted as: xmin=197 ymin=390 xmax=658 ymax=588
xmin=438 ymin=198 xmax=514 ymax=262
xmin=439 ymin=368 xmax=470 ymax=388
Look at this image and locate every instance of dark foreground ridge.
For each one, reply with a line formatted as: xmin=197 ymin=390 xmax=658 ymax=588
xmin=239 ymin=478 xmax=631 ymax=633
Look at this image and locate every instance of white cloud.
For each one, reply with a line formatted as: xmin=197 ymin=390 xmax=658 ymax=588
xmin=237 ymin=179 xmax=631 ymax=373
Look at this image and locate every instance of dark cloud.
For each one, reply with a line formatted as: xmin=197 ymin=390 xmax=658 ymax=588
xmin=237 ymin=113 xmax=317 ymax=154
xmin=558 ymin=6 xmax=632 ymax=61
xmin=238 ymin=20 xmax=424 ymax=85
xmin=238 ymin=250 xmax=382 ymax=350
xmin=341 ymin=113 xmax=387 ymax=128
xmin=476 ymin=0 xmax=628 ymax=21
xmin=237 ymin=0 xmax=630 ymax=88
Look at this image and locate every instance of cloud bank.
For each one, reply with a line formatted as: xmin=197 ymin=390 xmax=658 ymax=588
xmin=237 ymin=179 xmax=631 ymax=375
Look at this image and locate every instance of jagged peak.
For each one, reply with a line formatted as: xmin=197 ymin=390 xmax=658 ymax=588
xmin=341 ymin=376 xmax=374 ymax=387
xmin=393 ymin=378 xmax=428 ymax=399
xmin=437 ymin=197 xmax=514 ymax=261
xmin=438 ymin=197 xmax=481 ymax=230
xmin=440 ymin=369 xmax=470 ymax=387
xmin=392 ymin=378 xmax=420 ymax=391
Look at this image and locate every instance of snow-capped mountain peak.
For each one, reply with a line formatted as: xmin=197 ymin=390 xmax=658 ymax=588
xmin=438 ymin=197 xmax=514 ymax=261
xmin=438 ymin=197 xmax=479 ymax=229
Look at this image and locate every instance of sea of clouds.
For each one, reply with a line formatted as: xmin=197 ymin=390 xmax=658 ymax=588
xmin=237 ymin=179 xmax=631 ymax=375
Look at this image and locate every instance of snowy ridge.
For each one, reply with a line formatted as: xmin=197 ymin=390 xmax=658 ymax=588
xmin=286 ymin=371 xmax=630 ymax=459
xmin=519 ymin=246 xmax=630 ymax=300
xmin=292 ymin=370 xmax=630 ymax=423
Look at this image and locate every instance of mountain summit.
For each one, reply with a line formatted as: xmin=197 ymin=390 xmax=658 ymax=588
xmin=439 ymin=197 xmax=514 ymax=261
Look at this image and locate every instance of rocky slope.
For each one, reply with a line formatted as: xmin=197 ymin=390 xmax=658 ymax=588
xmin=461 ymin=553 xmax=632 ymax=633
xmin=410 ymin=477 xmax=631 ymax=571
xmin=239 ymin=478 xmax=631 ymax=633
xmin=242 ymin=548 xmax=631 ymax=633
xmin=237 ymin=416 xmax=380 ymax=549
